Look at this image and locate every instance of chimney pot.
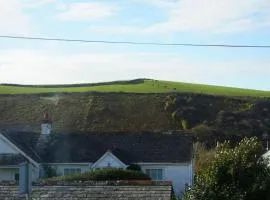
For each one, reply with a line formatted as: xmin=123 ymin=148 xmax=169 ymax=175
xmin=41 ymin=112 xmax=52 ymax=135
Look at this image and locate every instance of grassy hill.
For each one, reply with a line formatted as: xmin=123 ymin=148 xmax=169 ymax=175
xmin=0 ymin=93 xmax=172 ymax=132
xmin=1 ymin=79 xmax=270 ymax=97
xmin=1 ymin=79 xmax=270 ymax=146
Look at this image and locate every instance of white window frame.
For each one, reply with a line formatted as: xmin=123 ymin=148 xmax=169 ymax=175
xmin=145 ymin=168 xmax=164 ymax=180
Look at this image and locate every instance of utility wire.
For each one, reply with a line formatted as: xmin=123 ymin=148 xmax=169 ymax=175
xmin=0 ymin=35 xmax=270 ymax=48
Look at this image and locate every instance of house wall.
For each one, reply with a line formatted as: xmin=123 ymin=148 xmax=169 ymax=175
xmin=0 ymin=138 xmax=18 ymax=154
xmin=32 ymin=165 xmax=40 ymax=181
xmin=48 ymin=163 xmax=91 ymax=176
xmin=0 ymin=168 xmax=19 ymax=181
xmin=0 ymin=166 xmax=39 ymax=182
xmin=140 ymin=163 xmax=192 ymax=197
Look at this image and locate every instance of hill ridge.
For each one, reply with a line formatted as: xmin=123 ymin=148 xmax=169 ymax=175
xmin=0 ymin=79 xmax=269 ymax=97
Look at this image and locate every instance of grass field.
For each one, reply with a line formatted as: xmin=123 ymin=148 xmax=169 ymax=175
xmin=0 ymin=79 xmax=269 ymax=97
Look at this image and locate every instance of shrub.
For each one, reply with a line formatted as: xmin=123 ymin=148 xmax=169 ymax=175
xmin=183 ymin=137 xmax=270 ymax=200
xmin=238 ymin=103 xmax=253 ymax=112
xmin=126 ymin=164 xmax=141 ymax=172
xmin=181 ymin=119 xmax=189 ymax=130
xmin=164 ymin=101 xmax=174 ymax=112
xmin=164 ymin=95 xmax=175 ymax=112
xmin=191 ymin=124 xmax=212 ymax=140
xmin=42 ymin=164 xmax=57 ymax=178
xmin=193 ymin=142 xmax=216 ymax=173
xmin=171 ymin=109 xmax=182 ymax=121
xmin=42 ymin=168 xmax=150 ymax=183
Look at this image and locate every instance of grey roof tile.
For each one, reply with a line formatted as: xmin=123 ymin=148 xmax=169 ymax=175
xmin=1 ymin=130 xmax=192 ymax=164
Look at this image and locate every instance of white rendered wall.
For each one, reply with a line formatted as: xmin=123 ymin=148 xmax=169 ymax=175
xmin=0 ymin=137 xmax=18 ymax=154
xmin=48 ymin=163 xmax=91 ymax=176
xmin=0 ymin=168 xmax=19 ymax=181
xmin=140 ymin=163 xmax=192 ymax=197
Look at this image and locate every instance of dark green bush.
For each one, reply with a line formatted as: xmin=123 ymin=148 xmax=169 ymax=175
xmin=42 ymin=164 xmax=57 ymax=178
xmin=126 ymin=164 xmax=141 ymax=171
xmin=191 ymin=124 xmax=212 ymax=140
xmin=183 ymin=137 xmax=270 ymax=200
xmin=44 ymin=168 xmax=150 ymax=183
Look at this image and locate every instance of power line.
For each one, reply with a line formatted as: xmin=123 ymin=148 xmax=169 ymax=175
xmin=0 ymin=35 xmax=270 ymax=48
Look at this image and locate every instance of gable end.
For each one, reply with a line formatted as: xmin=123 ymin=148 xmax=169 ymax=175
xmin=92 ymin=151 xmax=127 ymax=169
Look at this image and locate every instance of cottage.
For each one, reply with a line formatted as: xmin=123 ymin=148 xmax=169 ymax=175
xmin=0 ymin=118 xmax=193 ymax=196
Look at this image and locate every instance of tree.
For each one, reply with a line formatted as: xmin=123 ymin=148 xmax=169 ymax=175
xmin=126 ymin=164 xmax=141 ymax=172
xmin=193 ymin=142 xmax=216 ymax=173
xmin=183 ymin=137 xmax=270 ymax=200
xmin=42 ymin=164 xmax=57 ymax=178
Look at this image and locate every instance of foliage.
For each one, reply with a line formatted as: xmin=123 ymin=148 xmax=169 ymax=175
xmin=42 ymin=164 xmax=57 ymax=178
xmin=183 ymin=137 xmax=270 ymax=200
xmin=193 ymin=142 xmax=216 ymax=173
xmin=171 ymin=188 xmax=178 ymax=200
xmin=181 ymin=119 xmax=189 ymax=130
xmin=171 ymin=110 xmax=179 ymax=121
xmin=238 ymin=103 xmax=254 ymax=112
xmin=42 ymin=169 xmax=150 ymax=183
xmin=164 ymin=96 xmax=176 ymax=113
xmin=191 ymin=124 xmax=213 ymax=140
xmin=126 ymin=164 xmax=142 ymax=171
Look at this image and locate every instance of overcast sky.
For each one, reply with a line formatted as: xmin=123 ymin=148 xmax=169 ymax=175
xmin=0 ymin=0 xmax=270 ymax=90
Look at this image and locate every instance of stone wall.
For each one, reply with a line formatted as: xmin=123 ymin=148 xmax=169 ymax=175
xmin=0 ymin=181 xmax=172 ymax=200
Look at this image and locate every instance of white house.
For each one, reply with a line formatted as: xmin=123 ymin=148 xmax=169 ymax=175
xmin=0 ymin=116 xmax=193 ymax=196
xmin=263 ymin=149 xmax=270 ymax=166
xmin=0 ymin=133 xmax=40 ymax=182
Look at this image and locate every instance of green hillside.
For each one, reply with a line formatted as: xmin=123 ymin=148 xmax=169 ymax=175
xmin=1 ymin=79 xmax=270 ymax=147
xmin=1 ymin=79 xmax=269 ymax=97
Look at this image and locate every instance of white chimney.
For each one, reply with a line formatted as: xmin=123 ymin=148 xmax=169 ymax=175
xmin=41 ymin=112 xmax=52 ymax=135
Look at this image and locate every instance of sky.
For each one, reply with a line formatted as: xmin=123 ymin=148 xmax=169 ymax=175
xmin=0 ymin=0 xmax=270 ymax=90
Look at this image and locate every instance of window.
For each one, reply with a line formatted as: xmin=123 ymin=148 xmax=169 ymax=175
xmin=14 ymin=173 xmax=19 ymax=181
xmin=145 ymin=169 xmax=163 ymax=180
xmin=64 ymin=168 xmax=81 ymax=176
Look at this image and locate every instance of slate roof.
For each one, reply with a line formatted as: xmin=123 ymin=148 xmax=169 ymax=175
xmin=0 ymin=129 xmax=41 ymax=162
xmin=0 ymin=154 xmax=26 ymax=166
xmin=0 ymin=130 xmax=192 ymax=164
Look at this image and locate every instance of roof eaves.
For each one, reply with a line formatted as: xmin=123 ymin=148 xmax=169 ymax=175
xmin=0 ymin=133 xmax=39 ymax=167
